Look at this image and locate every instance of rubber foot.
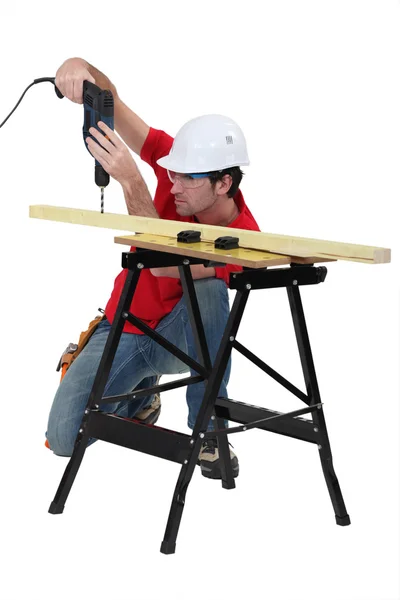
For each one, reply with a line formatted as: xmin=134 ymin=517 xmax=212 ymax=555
xmin=160 ymin=540 xmax=176 ymax=555
xmin=335 ymin=514 xmax=351 ymax=526
xmin=48 ymin=501 xmax=64 ymax=515
xmin=222 ymin=480 xmax=236 ymax=490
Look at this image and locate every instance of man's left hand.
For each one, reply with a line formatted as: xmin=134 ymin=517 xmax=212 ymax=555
xmin=86 ymin=122 xmax=139 ymax=186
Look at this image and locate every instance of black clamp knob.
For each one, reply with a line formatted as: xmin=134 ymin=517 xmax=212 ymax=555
xmin=177 ymin=230 xmax=201 ymax=243
xmin=214 ymin=236 xmax=239 ymax=250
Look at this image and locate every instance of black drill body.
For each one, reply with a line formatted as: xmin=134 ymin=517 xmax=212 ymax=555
xmin=82 ymin=81 xmax=114 ymax=189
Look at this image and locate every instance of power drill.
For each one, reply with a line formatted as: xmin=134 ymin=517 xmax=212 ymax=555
xmin=0 ymin=77 xmax=114 ymax=213
xmin=82 ymin=80 xmax=114 ymax=213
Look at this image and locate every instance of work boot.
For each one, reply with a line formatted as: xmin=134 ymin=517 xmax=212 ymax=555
xmin=134 ymin=393 xmax=161 ymax=425
xmin=134 ymin=375 xmax=161 ymax=425
xmin=198 ymin=437 xmax=239 ymax=480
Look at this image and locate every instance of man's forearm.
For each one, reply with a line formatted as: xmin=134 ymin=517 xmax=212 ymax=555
xmin=122 ymin=174 xmax=159 ymax=218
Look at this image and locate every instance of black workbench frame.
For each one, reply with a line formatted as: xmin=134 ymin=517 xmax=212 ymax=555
xmin=48 ymin=248 xmax=350 ymax=554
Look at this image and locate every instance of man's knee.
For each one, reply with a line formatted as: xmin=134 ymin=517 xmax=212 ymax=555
xmin=193 ymin=277 xmax=229 ymax=311
xmin=46 ymin=428 xmax=75 ymax=457
xmin=46 ymin=409 xmax=79 ymax=457
xmin=192 ymin=278 xmax=230 ymax=325
xmin=194 ymin=277 xmax=226 ymax=292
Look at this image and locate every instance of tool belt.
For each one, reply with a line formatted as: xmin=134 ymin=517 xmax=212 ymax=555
xmin=56 ymin=310 xmax=106 ymax=380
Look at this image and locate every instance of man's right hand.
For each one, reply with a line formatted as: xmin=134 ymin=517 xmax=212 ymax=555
xmin=55 ymin=58 xmax=96 ymax=104
xmin=55 ymin=57 xmax=149 ymax=159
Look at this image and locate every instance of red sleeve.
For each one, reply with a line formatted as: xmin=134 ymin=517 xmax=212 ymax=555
xmin=140 ymin=127 xmax=173 ymax=178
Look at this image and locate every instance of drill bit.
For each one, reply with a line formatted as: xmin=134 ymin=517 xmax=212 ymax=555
xmin=100 ymin=187 xmax=104 ymax=213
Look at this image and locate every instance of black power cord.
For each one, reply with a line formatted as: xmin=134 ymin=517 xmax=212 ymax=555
xmin=0 ymin=77 xmax=63 ymax=128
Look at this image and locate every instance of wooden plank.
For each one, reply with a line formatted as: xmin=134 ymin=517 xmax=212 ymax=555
xmin=29 ymin=205 xmax=391 ymax=264
xmin=114 ymin=233 xmax=334 ymax=267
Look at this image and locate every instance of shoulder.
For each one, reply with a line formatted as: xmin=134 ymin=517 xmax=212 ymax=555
xmin=140 ymin=127 xmax=174 ymax=167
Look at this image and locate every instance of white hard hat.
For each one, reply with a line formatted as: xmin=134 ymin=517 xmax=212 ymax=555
xmin=157 ymin=114 xmax=250 ymax=173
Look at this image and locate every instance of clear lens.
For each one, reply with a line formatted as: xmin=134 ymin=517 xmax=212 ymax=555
xmin=167 ymin=170 xmax=209 ymax=189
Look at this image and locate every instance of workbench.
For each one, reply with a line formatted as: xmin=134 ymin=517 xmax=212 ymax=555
xmin=30 ymin=205 xmax=391 ymax=554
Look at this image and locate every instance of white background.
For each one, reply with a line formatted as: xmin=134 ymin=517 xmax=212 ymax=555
xmin=0 ymin=1 xmax=399 ymax=599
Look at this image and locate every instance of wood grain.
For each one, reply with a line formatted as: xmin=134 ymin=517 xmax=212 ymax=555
xmin=29 ymin=205 xmax=391 ymax=264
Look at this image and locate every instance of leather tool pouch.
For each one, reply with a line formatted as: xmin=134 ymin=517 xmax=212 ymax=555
xmin=56 ymin=310 xmax=107 ymax=380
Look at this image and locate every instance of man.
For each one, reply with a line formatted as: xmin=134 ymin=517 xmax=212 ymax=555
xmin=46 ymin=57 xmax=260 ymax=480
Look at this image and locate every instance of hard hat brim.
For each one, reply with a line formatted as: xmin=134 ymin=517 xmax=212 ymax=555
xmin=156 ymin=154 xmax=249 ymax=173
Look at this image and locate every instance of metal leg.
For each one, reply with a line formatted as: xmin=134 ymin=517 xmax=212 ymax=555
xmin=178 ymin=264 xmax=212 ymax=373
xmin=49 ymin=269 xmax=141 ymax=515
xmin=179 ymin=265 xmax=235 ymax=490
xmin=313 ymin=409 xmax=351 ymax=525
xmin=287 ymin=285 xmax=350 ymax=525
xmin=160 ymin=288 xmax=250 ymax=554
xmin=215 ymin=415 xmax=236 ymax=490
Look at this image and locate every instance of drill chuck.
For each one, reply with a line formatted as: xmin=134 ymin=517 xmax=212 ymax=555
xmin=95 ymin=165 xmax=110 ymax=188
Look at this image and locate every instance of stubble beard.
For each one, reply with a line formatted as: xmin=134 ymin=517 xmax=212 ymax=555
xmin=175 ymin=203 xmax=194 ymax=217
xmin=174 ymin=190 xmax=218 ymax=218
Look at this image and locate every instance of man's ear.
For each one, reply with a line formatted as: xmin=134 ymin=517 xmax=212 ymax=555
xmin=215 ymin=174 xmax=233 ymax=196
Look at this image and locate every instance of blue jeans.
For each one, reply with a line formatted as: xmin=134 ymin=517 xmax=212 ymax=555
xmin=47 ymin=278 xmax=231 ymax=456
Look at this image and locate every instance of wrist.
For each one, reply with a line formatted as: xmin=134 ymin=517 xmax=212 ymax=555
xmin=86 ymin=62 xmax=118 ymax=99
xmin=121 ymin=172 xmax=159 ymax=218
xmin=114 ymin=95 xmax=124 ymax=116
xmin=120 ymin=171 xmax=140 ymax=190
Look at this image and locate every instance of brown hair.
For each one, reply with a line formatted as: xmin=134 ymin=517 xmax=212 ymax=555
xmin=208 ymin=167 xmax=244 ymax=198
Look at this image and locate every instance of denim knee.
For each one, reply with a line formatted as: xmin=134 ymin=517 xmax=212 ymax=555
xmin=191 ymin=278 xmax=230 ymax=322
xmin=46 ymin=388 xmax=88 ymax=457
xmin=46 ymin=429 xmax=75 ymax=457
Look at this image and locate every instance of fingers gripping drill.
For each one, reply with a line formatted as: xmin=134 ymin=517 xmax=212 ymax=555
xmin=0 ymin=77 xmax=114 ymax=213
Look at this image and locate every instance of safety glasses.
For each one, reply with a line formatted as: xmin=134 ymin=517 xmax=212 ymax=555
xmin=167 ymin=170 xmax=212 ymax=189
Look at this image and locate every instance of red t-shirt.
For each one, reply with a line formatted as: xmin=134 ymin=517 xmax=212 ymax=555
xmin=104 ymin=127 xmax=260 ymax=334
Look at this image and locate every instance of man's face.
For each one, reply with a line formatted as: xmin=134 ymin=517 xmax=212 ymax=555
xmin=169 ymin=173 xmax=229 ymax=218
